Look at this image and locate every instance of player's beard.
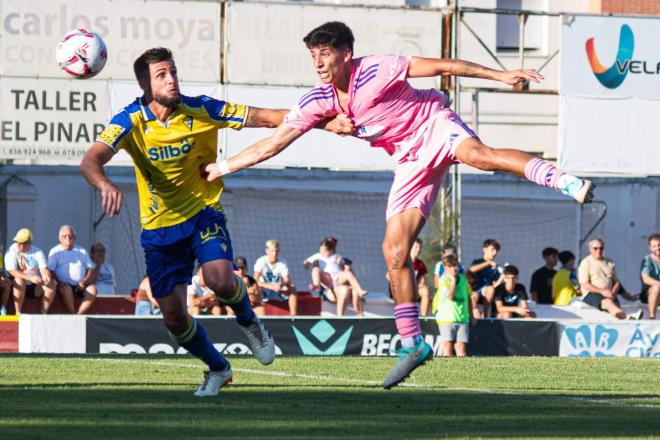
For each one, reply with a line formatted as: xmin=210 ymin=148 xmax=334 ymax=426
xmin=154 ymin=90 xmax=181 ymax=108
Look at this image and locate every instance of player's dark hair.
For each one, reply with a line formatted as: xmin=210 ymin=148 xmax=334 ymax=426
xmin=542 ymin=247 xmax=559 ymax=258
xmin=482 ymin=239 xmax=500 ymax=251
xmin=442 ymin=254 xmax=459 ymax=268
xmin=503 ymin=265 xmax=519 ymax=276
xmin=558 ymin=250 xmax=575 ymax=265
xmin=649 ymin=233 xmax=660 ymax=244
xmin=134 ymin=47 xmax=173 ymax=93
xmin=303 ymin=21 xmax=354 ymax=52
xmin=320 ymin=236 xmax=338 ymax=252
xmin=415 ymin=238 xmax=423 ymax=246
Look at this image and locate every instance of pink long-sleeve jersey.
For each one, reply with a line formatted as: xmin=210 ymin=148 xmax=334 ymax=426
xmin=284 ymin=54 xmax=449 ymax=163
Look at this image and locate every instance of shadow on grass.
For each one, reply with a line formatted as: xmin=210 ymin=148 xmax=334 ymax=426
xmin=1 ymin=386 xmax=659 ymax=439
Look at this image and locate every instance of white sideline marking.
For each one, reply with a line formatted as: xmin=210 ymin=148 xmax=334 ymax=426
xmin=97 ymin=357 xmax=413 ymax=387
xmin=95 ymin=358 xmax=660 ymax=408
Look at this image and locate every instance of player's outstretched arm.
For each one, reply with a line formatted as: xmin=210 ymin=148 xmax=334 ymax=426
xmin=203 ymin=123 xmax=304 ymax=182
xmin=246 ymin=107 xmax=353 ymax=135
xmin=245 ymin=107 xmax=287 ymax=128
xmin=80 ymin=142 xmax=123 ymax=217
xmin=407 ymin=57 xmax=544 ymax=85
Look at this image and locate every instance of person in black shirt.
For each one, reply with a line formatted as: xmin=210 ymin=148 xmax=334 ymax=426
xmin=468 ymin=238 xmax=503 ymax=318
xmin=530 ymin=247 xmax=558 ymax=304
xmin=494 ymin=265 xmax=535 ymax=318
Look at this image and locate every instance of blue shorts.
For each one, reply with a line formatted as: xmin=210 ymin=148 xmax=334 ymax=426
xmin=262 ymin=288 xmax=289 ymax=302
xmin=141 ymin=206 xmax=233 ymax=298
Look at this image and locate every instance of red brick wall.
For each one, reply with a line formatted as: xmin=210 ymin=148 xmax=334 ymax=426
xmin=601 ymin=0 xmax=660 ymax=14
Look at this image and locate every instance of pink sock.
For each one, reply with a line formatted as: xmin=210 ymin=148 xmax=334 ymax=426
xmin=394 ymin=302 xmax=421 ymax=347
xmin=524 ymin=157 xmax=566 ymax=190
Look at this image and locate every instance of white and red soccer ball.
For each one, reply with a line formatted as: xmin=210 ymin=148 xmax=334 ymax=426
xmin=56 ymin=28 xmax=107 ymax=79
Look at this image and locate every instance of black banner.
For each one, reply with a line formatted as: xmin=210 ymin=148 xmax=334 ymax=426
xmin=86 ymin=317 xmax=558 ymax=356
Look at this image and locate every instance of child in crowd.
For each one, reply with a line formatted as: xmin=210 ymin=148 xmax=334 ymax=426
xmin=553 ymin=251 xmax=580 ymax=306
xmin=493 ymin=265 xmax=536 ymax=318
xmin=432 ymin=254 xmax=473 ymax=356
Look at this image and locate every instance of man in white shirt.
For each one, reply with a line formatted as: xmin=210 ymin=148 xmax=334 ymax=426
xmin=187 ymin=267 xmax=222 ymax=316
xmin=48 ymin=225 xmax=97 ymax=314
xmin=4 ymin=228 xmax=56 ymax=314
xmin=254 ymin=239 xmax=298 ymax=316
xmin=90 ymin=242 xmax=117 ymax=295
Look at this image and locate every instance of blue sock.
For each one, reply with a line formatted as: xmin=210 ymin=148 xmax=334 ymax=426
xmin=171 ymin=318 xmax=228 ymax=371
xmin=223 ymin=275 xmax=256 ymax=327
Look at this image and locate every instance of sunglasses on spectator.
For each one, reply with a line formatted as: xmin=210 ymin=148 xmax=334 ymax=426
xmin=591 ymin=246 xmax=604 ymax=250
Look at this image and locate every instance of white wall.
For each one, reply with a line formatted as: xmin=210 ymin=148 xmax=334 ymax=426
xmin=455 ymin=0 xmax=594 ymax=160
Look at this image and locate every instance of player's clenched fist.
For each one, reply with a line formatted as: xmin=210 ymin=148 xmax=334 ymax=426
xmin=323 ymin=113 xmax=355 ymax=136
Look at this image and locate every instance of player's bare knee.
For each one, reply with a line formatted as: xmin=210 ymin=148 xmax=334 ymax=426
xmin=382 ymin=242 xmax=406 ymax=270
xmin=204 ymin=276 xmax=234 ymax=298
xmin=457 ymin=141 xmax=497 ymax=171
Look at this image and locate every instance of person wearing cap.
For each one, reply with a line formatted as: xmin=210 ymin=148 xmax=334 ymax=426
xmin=47 ymin=225 xmax=97 ymax=314
xmin=233 ymin=257 xmax=264 ymax=316
xmin=4 ymin=228 xmax=57 ymax=314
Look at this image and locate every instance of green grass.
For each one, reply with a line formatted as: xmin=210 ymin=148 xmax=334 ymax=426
xmin=1 ymin=355 xmax=659 ymax=439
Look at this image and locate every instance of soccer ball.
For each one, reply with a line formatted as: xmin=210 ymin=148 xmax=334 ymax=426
xmin=56 ymin=28 xmax=107 ymax=79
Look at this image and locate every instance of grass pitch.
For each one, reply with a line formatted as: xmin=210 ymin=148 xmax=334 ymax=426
xmin=1 ymin=355 xmax=659 ymax=439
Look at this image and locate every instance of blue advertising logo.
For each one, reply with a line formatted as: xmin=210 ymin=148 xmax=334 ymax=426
xmin=565 ymin=324 xmax=618 ymax=357
xmin=585 ymin=24 xmax=634 ymax=89
xmin=292 ymin=320 xmax=353 ymax=355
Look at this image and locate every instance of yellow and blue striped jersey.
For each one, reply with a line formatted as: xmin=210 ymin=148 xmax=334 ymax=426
xmin=96 ymin=95 xmax=247 ymax=230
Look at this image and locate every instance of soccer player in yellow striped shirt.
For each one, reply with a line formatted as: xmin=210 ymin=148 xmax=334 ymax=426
xmin=81 ymin=48 xmax=352 ymax=396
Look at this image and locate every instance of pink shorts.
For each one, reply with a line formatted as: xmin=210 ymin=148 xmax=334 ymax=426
xmin=385 ymin=109 xmax=477 ymax=220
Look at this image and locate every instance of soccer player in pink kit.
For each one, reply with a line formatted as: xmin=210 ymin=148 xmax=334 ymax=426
xmin=204 ymin=22 xmax=594 ymax=388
